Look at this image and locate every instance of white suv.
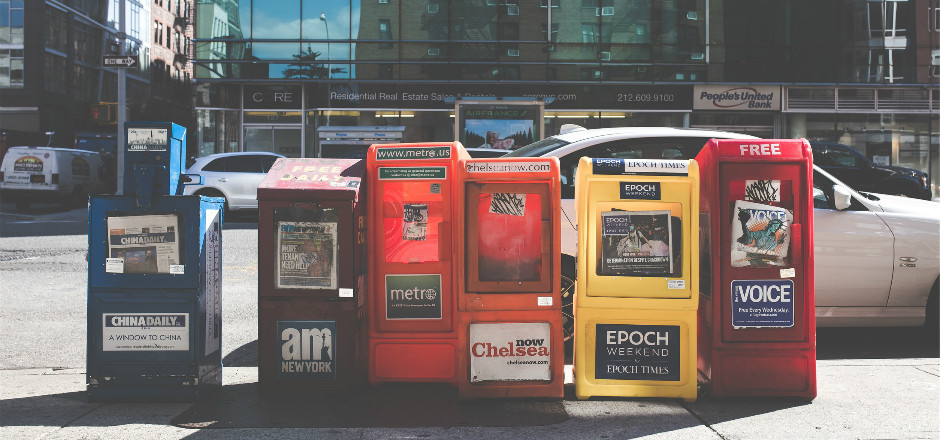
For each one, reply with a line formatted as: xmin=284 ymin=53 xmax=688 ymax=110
xmin=182 ymin=152 xmax=284 ymax=211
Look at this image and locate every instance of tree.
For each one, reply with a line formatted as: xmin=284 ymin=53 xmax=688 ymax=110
xmin=282 ymin=46 xmax=346 ymax=79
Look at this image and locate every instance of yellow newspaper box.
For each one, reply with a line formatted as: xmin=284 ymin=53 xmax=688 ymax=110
xmin=574 ymin=158 xmax=699 ymax=402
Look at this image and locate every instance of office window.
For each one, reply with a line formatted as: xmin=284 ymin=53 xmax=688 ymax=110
xmin=379 ymin=19 xmax=392 ymax=48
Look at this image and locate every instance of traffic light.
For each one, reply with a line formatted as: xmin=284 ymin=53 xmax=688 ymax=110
xmin=91 ymin=102 xmax=116 ymax=124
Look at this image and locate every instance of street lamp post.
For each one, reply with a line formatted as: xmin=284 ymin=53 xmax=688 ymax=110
xmin=319 ymin=12 xmax=330 ymax=79
xmin=319 ymin=12 xmax=330 ymax=128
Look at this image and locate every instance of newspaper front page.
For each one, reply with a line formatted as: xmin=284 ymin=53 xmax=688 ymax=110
xmin=107 ymin=214 xmax=181 ymax=274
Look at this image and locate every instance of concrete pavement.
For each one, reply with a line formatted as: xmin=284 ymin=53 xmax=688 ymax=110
xmin=2 ymin=358 xmax=938 ymax=439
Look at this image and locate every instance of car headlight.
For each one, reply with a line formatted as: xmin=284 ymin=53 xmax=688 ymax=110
xmin=921 ymin=175 xmax=928 ymax=188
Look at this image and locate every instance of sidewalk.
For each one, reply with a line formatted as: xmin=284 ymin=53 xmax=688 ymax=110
xmin=2 ymin=359 xmax=938 ymax=440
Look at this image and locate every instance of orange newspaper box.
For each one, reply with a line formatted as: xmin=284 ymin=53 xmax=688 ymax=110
xmin=696 ymin=139 xmax=816 ymax=399
xmin=456 ymin=158 xmax=564 ymax=399
xmin=366 ymin=142 xmax=470 ymax=385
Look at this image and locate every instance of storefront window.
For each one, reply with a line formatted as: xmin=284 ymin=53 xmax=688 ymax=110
xmin=786 ymin=112 xmax=938 ymax=195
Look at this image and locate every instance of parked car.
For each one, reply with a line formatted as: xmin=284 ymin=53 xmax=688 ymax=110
xmin=505 ymin=126 xmax=939 ymax=340
xmin=810 ymin=141 xmax=931 ymax=200
xmin=0 ymin=146 xmax=105 ymax=210
xmin=182 ymin=151 xmax=284 ymax=211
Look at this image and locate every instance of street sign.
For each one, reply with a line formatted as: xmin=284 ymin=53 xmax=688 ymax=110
xmin=103 ymin=55 xmax=137 ymax=68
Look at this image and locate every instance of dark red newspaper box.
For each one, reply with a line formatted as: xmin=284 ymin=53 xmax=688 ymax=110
xmin=456 ymin=157 xmax=564 ymax=399
xmin=257 ymin=158 xmax=367 ymax=391
xmin=696 ymin=139 xmax=816 ymax=399
xmin=366 ymin=142 xmax=469 ymax=385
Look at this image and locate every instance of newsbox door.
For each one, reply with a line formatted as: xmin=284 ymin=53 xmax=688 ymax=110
xmin=719 ymin=162 xmax=808 ymax=343
xmin=375 ymin=166 xmax=454 ymax=332
xmin=259 ymin=200 xmax=355 ymax=299
xmin=586 ymin=197 xmax=690 ymax=299
xmin=466 ymin=182 xmax=552 ymax=293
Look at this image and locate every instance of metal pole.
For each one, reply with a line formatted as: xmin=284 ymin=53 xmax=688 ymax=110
xmin=116 ymin=0 xmax=127 ymax=194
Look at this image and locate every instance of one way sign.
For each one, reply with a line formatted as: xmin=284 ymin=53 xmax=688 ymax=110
xmin=102 ymin=55 xmax=137 ymax=68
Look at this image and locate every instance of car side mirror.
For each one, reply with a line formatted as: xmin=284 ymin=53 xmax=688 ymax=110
xmin=833 ymin=184 xmax=853 ymax=211
xmin=181 ymin=174 xmax=203 ymax=185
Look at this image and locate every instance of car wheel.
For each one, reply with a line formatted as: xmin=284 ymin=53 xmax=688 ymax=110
xmin=67 ymin=186 xmax=86 ymax=209
xmin=925 ymin=279 xmax=939 ymax=341
xmin=561 ymin=258 xmax=576 ymax=355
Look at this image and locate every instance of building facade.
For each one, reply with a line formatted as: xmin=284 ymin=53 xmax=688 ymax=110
xmin=193 ymin=0 xmax=938 ymax=193
xmin=0 ymin=0 xmax=194 ymax=152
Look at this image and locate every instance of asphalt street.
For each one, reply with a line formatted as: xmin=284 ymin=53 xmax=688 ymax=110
xmin=1 ymin=201 xmax=938 ymax=439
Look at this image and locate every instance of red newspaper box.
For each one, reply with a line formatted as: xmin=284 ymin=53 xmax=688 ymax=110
xmin=256 ymin=158 xmax=367 ymax=391
xmin=366 ymin=142 xmax=469 ymax=385
xmin=456 ymin=157 xmax=564 ymax=399
xmin=696 ymin=139 xmax=816 ymax=399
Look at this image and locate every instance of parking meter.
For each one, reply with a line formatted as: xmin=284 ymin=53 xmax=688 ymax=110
xmin=366 ymin=142 xmax=469 ymax=385
xmin=87 ymin=123 xmax=223 ymax=400
xmin=695 ymin=139 xmax=816 ymax=399
xmin=574 ymin=158 xmax=700 ymax=402
xmin=455 ymin=157 xmax=564 ymax=399
xmin=256 ymin=158 xmax=367 ymax=390
xmin=122 ymin=122 xmax=187 ymax=200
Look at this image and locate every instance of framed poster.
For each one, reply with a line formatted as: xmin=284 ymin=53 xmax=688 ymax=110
xmin=455 ymin=100 xmax=544 ymax=150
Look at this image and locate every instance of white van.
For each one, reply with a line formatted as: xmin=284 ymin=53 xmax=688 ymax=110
xmin=0 ymin=146 xmax=104 ymax=210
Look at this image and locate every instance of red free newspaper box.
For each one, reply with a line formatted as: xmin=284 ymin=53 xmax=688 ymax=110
xmin=256 ymin=158 xmax=367 ymax=391
xmin=456 ymin=157 xmax=564 ymax=399
xmin=695 ymin=139 xmax=816 ymax=399
xmin=366 ymin=142 xmax=470 ymax=385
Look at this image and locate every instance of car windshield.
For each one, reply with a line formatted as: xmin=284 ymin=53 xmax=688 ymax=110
xmin=504 ymin=137 xmax=570 ymax=158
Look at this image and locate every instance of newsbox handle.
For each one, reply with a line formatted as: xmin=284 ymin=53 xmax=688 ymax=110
xmin=438 ymin=221 xmax=451 ymax=261
xmin=790 ymin=223 xmax=801 ymax=266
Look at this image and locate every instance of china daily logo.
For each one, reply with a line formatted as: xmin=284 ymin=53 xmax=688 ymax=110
xmin=385 ymin=274 xmax=442 ymax=319
xmin=277 ymin=320 xmax=336 ymax=380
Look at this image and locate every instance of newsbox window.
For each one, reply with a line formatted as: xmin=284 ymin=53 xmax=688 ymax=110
xmin=273 ymin=205 xmax=339 ymax=289
xmin=728 ymin=179 xmax=794 ymax=268
xmin=106 ymin=213 xmax=182 ymax=274
xmin=383 ymin=180 xmax=445 ymax=264
xmin=596 ymin=203 xmax=683 ymax=277
xmin=476 ymin=191 xmax=543 ymax=282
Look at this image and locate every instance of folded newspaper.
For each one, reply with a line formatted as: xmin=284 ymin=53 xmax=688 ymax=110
xmin=599 ymin=210 xmax=674 ymax=276
xmin=107 ymin=214 xmax=181 ymax=274
xmin=730 ymin=200 xmax=793 ymax=267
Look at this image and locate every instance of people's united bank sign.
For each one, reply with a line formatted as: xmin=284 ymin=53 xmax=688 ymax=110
xmin=693 ymin=85 xmax=781 ymax=111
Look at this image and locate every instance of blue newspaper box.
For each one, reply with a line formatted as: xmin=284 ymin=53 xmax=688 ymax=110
xmin=122 ymin=122 xmax=187 ymax=198
xmin=86 ymin=195 xmax=223 ymax=400
xmin=87 ymin=122 xmax=223 ymax=401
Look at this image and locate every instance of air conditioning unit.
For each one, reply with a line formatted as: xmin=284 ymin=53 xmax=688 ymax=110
xmin=507 ymin=48 xmax=520 ymax=56
xmin=507 ymin=4 xmax=520 ymax=15
xmin=686 ymin=11 xmax=698 ymax=20
xmin=599 ymin=51 xmax=611 ymax=61
xmin=379 ymin=0 xmax=389 ymax=3
xmin=427 ymin=4 xmax=439 ymax=14
xmin=690 ymin=52 xmax=704 ymax=60
xmin=601 ymin=6 xmax=615 ymax=16
xmin=428 ymin=48 xmax=440 ymax=56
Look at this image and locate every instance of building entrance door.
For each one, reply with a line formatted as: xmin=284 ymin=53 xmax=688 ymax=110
xmin=244 ymin=125 xmax=303 ymax=157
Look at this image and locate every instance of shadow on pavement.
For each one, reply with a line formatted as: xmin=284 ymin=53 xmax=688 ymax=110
xmin=172 ymin=382 xmax=567 ymax=429
xmin=221 ymin=340 xmax=258 ymax=367
xmin=816 ymin=326 xmax=939 ymax=360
